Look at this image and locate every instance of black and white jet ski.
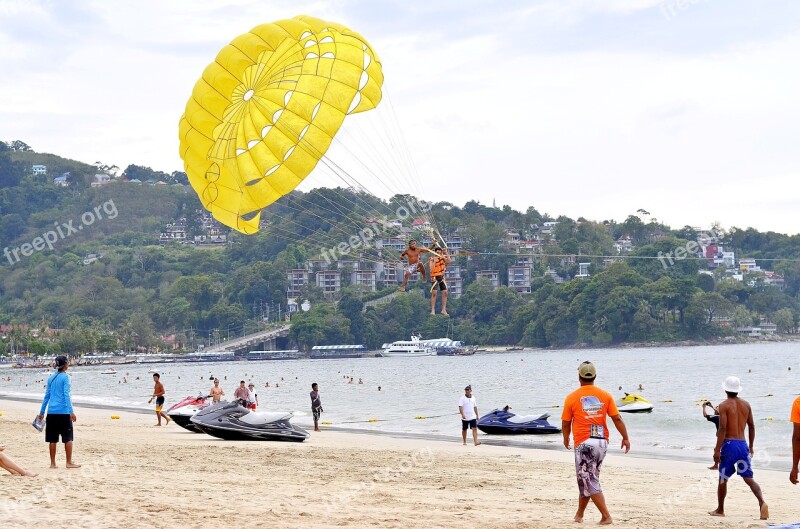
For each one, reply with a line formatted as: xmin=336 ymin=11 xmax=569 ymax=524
xmin=190 ymin=400 xmax=309 ymax=442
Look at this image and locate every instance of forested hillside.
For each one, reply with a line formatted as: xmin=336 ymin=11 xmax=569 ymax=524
xmin=2 ymin=141 xmax=800 ymax=355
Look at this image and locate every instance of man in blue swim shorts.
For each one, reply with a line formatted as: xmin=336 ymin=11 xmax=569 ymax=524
xmin=709 ymin=376 xmax=768 ymax=520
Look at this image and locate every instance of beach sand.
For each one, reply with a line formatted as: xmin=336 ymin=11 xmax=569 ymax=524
xmin=0 ymin=399 xmax=796 ymax=529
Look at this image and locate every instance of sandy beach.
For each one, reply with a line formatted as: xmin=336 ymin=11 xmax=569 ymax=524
xmin=0 ymin=399 xmax=797 ymax=529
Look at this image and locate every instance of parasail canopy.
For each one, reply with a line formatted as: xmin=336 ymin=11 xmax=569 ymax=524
xmin=179 ymin=15 xmax=384 ymax=234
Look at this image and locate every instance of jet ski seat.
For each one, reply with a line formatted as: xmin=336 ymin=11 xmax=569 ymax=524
xmin=239 ymin=411 xmax=294 ymax=425
xmin=507 ymin=413 xmax=551 ymax=424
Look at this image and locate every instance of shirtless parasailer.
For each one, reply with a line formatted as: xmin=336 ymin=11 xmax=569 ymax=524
xmin=398 ymin=240 xmax=427 ymax=291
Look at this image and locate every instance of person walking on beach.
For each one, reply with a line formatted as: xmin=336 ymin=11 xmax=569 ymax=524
xmin=149 ymin=373 xmax=170 ymax=426
xmin=209 ymin=378 xmax=224 ymax=403
xmin=247 ymin=383 xmax=258 ymax=411
xmin=234 ymin=380 xmax=250 ymax=405
xmin=703 ymin=401 xmax=721 ymax=470
xmin=429 ymin=246 xmax=451 ymax=316
xmin=37 ymin=355 xmax=81 ymax=469
xmin=398 ymin=239 xmax=427 ymax=291
xmin=458 ymin=385 xmax=480 ymax=446
xmin=0 ymin=444 xmax=37 ymax=477
xmin=791 ymin=394 xmax=800 ymax=484
xmin=708 ymin=376 xmax=768 ymax=520
xmin=562 ymin=361 xmax=630 ymax=525
xmin=310 ymin=383 xmax=322 ymax=432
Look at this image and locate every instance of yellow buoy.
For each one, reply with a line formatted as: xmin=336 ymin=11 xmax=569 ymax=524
xmin=663 ymin=400 xmax=673 ymax=403
xmin=415 ymin=416 xmax=426 ymax=420
xmin=551 ymin=405 xmax=560 ymax=408
xmin=321 ymin=421 xmax=332 ymax=425
xmin=368 ymin=418 xmax=379 ymax=422
xmin=110 ymin=415 xmax=120 ymax=420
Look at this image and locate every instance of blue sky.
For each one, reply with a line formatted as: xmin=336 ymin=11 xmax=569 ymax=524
xmin=1 ymin=0 xmax=799 ymax=233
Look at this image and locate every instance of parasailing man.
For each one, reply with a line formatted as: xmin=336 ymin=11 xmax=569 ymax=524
xmin=428 ymin=246 xmax=451 ymax=316
xmin=398 ymin=239 xmax=427 ymax=291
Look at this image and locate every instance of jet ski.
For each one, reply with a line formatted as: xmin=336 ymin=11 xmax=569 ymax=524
xmin=167 ymin=394 xmax=212 ymax=432
xmin=190 ymin=400 xmax=309 ymax=442
xmin=616 ymin=393 xmax=654 ymax=413
xmin=477 ymin=408 xmax=561 ymax=435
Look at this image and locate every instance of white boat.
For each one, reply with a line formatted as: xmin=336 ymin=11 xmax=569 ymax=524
xmin=101 ymin=368 xmax=117 ymax=375
xmin=379 ymin=335 xmax=435 ymax=357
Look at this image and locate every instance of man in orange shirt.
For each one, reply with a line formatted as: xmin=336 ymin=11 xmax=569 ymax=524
xmin=791 ymin=395 xmax=800 ymax=485
xmin=562 ymin=361 xmax=630 ymax=525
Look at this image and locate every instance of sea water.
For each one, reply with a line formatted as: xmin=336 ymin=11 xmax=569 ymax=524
xmin=2 ymin=342 xmax=797 ymax=469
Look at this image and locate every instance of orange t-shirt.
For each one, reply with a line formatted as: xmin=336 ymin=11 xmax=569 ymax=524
xmin=791 ymin=397 xmax=800 ymax=424
xmin=562 ymin=385 xmax=619 ymax=446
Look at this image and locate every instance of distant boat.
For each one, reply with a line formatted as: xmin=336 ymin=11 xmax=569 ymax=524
xmin=101 ymin=368 xmax=117 ymax=375
xmin=310 ymin=345 xmax=367 ymax=359
xmin=506 ymin=346 xmax=524 ymax=351
xmin=379 ymin=335 xmax=435 ymax=357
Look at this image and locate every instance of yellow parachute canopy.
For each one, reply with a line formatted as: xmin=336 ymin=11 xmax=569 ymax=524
xmin=178 ymin=15 xmax=383 ymax=234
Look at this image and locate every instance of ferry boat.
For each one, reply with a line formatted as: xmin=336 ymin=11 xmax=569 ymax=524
xmin=426 ymin=339 xmax=475 ymax=356
xmin=247 ymin=350 xmax=302 ymax=361
xmin=310 ymin=344 xmax=367 ymax=359
xmin=379 ymin=335 xmax=435 ymax=357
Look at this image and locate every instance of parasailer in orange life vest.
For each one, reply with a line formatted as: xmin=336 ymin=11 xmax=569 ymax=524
xmin=428 ymin=246 xmax=451 ymax=316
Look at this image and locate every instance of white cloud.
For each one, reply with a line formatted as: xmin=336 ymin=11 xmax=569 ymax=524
xmin=1 ymin=0 xmax=798 ymax=234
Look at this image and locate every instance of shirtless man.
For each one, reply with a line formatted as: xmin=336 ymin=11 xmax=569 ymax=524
xmin=149 ymin=373 xmax=170 ymax=426
xmin=398 ymin=240 xmax=427 ymax=291
xmin=209 ymin=378 xmax=225 ymax=403
xmin=709 ymin=376 xmax=768 ymax=520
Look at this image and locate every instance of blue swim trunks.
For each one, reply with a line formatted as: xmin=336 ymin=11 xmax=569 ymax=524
xmin=719 ymin=439 xmax=753 ymax=480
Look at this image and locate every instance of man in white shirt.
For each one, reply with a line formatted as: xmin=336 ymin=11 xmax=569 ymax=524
xmin=458 ymin=385 xmax=481 ymax=446
xmin=247 ymin=383 xmax=258 ymax=411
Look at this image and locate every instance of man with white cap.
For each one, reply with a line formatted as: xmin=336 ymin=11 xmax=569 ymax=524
xmin=709 ymin=376 xmax=768 ymax=520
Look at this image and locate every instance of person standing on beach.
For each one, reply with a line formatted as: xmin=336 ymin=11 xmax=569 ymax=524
xmin=791 ymin=394 xmax=800 ymax=484
xmin=310 ymin=383 xmax=322 ymax=432
xmin=247 ymin=383 xmax=258 ymax=411
xmin=149 ymin=373 xmax=170 ymax=426
xmin=234 ymin=380 xmax=249 ymax=405
xmin=708 ymin=376 xmax=768 ymax=520
xmin=209 ymin=378 xmax=224 ymax=403
xmin=702 ymin=401 xmax=721 ymax=470
xmin=458 ymin=385 xmax=480 ymax=446
xmin=38 ymin=355 xmax=81 ymax=469
xmin=562 ymin=361 xmax=630 ymax=525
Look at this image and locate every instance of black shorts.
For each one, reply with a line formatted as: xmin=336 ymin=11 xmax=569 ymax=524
xmin=432 ymin=275 xmax=447 ymax=291
xmin=45 ymin=413 xmax=74 ymax=443
xmin=462 ymin=419 xmax=477 ymax=430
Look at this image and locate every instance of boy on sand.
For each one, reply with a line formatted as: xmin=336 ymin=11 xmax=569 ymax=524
xmin=709 ymin=376 xmax=768 ymax=520
xmin=399 ymin=240 xmax=427 ymax=291
xmin=791 ymin=394 xmax=800 ymax=484
xmin=310 ymin=383 xmax=322 ymax=432
xmin=149 ymin=373 xmax=170 ymax=426
xmin=38 ymin=355 xmax=80 ymax=469
xmin=562 ymin=361 xmax=630 ymax=525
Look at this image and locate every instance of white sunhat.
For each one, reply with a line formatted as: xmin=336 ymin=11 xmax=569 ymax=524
xmin=722 ymin=376 xmax=742 ymax=394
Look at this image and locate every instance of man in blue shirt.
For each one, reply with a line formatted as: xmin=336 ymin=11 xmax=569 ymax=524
xmin=38 ymin=355 xmax=80 ymax=469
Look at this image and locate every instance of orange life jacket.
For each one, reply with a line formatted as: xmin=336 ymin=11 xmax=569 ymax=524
xmin=430 ymin=256 xmax=446 ymax=276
